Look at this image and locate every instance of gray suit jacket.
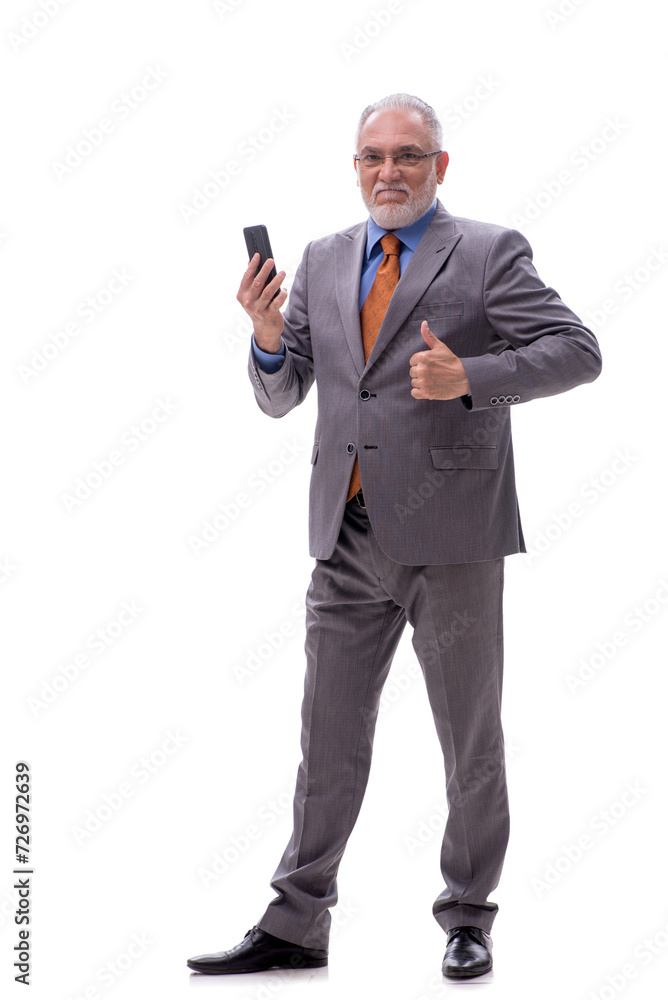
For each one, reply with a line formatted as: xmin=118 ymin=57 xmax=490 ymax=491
xmin=247 ymin=200 xmax=602 ymax=564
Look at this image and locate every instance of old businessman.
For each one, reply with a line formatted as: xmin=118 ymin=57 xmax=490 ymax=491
xmin=188 ymin=93 xmax=602 ymax=979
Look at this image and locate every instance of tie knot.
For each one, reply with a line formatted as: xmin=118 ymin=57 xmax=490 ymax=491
xmin=380 ymin=233 xmax=401 ymax=256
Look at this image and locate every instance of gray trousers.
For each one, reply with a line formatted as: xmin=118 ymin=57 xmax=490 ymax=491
xmin=257 ymin=499 xmax=509 ymax=949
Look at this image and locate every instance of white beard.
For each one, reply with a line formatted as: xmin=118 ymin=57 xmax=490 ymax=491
xmin=361 ymin=172 xmax=438 ymax=230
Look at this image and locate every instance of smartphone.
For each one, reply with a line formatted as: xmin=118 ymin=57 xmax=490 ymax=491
xmin=243 ymin=224 xmax=279 ymax=300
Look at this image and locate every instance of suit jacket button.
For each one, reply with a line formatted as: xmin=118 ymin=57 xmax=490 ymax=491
xmin=346 ymin=443 xmax=355 ymax=453
xmin=359 ymin=389 xmax=371 ymax=400
xmin=513 ymin=395 xmax=520 ymax=402
xmin=490 ymin=396 xmax=499 ymax=405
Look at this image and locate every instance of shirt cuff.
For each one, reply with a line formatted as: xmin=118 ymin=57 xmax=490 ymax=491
xmin=251 ymin=333 xmax=285 ymax=373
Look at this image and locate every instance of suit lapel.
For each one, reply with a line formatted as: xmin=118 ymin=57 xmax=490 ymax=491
xmin=334 ymin=223 xmax=367 ymax=377
xmin=364 ymin=202 xmax=461 ymax=373
xmin=333 ymin=203 xmax=462 ymax=378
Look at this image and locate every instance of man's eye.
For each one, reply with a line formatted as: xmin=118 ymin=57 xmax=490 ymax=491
xmin=399 ymin=153 xmax=420 ymax=163
xmin=364 ymin=155 xmax=382 ymax=163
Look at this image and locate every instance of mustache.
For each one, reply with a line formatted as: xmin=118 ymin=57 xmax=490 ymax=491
xmin=371 ymin=182 xmax=411 ymax=197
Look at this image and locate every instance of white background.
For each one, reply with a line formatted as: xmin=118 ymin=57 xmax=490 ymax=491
xmin=2 ymin=0 xmax=666 ymax=998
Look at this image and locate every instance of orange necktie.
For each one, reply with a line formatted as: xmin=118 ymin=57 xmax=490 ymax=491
xmin=347 ymin=232 xmax=401 ymax=502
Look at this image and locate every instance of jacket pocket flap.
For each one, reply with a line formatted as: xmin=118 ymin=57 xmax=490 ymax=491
xmin=410 ymin=300 xmax=464 ymax=320
xmin=430 ymin=446 xmax=498 ymax=470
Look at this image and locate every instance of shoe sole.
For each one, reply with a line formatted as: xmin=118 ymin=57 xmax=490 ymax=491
xmin=442 ymin=963 xmax=492 ymax=979
xmin=187 ymin=958 xmax=328 ymax=974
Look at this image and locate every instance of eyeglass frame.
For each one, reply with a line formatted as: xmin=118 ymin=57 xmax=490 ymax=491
xmin=353 ymin=150 xmax=443 ymax=168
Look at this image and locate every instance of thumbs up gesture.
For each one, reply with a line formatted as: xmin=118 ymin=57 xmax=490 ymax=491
xmin=409 ymin=321 xmax=471 ymax=400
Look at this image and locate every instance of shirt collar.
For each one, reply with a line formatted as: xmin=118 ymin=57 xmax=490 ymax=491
xmin=365 ymin=198 xmax=438 ymax=259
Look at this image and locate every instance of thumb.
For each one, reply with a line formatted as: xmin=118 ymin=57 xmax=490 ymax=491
xmin=421 ymin=320 xmax=448 ymax=350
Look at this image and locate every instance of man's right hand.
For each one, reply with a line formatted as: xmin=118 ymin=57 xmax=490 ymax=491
xmin=237 ymin=253 xmax=287 ymax=353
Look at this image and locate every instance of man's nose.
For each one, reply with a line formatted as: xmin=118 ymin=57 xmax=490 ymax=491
xmin=377 ymin=156 xmax=402 ymax=181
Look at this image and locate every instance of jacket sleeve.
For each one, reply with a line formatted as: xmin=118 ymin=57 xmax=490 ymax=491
xmin=459 ymin=228 xmax=602 ymax=411
xmin=247 ymin=242 xmax=316 ymax=419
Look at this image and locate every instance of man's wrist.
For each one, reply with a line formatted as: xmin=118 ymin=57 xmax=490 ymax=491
xmin=252 ymin=333 xmax=285 ymax=374
xmin=254 ymin=336 xmax=283 ymax=354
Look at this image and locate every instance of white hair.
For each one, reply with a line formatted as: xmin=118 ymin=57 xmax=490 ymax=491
xmin=354 ymin=93 xmax=443 ymax=151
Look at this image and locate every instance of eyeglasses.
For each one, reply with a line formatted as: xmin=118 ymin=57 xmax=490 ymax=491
xmin=354 ymin=151 xmax=442 ymax=169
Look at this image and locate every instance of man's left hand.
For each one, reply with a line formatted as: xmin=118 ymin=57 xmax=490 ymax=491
xmin=409 ymin=321 xmax=471 ymax=400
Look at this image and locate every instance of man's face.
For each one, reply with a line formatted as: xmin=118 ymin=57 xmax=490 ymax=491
xmin=354 ymin=108 xmax=448 ymax=229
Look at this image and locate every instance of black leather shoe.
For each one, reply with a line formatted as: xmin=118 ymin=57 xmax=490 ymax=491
xmin=442 ymin=925 xmax=493 ymax=978
xmin=187 ymin=925 xmax=328 ymax=975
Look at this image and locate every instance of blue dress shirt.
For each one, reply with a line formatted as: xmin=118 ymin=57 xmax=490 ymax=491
xmin=251 ymin=200 xmax=438 ymax=373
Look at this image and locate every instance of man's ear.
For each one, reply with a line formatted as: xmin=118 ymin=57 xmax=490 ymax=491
xmin=436 ymin=151 xmax=449 ymax=184
xmin=353 ymin=155 xmax=359 ymax=185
